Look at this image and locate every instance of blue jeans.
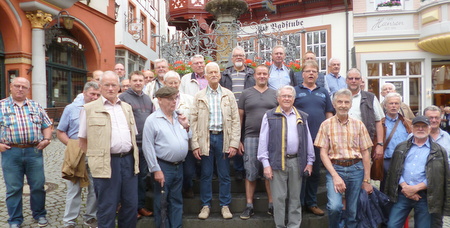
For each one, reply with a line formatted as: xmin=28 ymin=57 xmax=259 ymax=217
xmin=301 ymin=146 xmax=321 ymax=207
xmin=93 ymin=154 xmax=137 ymax=228
xmin=183 ymin=150 xmax=196 ymax=191
xmin=1 ymin=147 xmax=47 ymax=225
xmin=387 ymin=191 xmax=431 ymax=228
xmin=153 ymin=161 xmax=183 ymax=228
xmin=138 ymin=146 xmax=149 ymax=209
xmin=326 ymin=161 xmax=364 ymax=228
xmin=200 ymin=133 xmax=231 ymax=206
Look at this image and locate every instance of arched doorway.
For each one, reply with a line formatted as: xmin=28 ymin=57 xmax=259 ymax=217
xmin=0 ymin=32 xmax=5 ymax=98
xmin=46 ymin=33 xmax=87 ymax=107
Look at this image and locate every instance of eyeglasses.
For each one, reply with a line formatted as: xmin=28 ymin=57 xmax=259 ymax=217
xmin=232 ymin=54 xmax=245 ymax=58
xmin=114 ymin=68 xmax=124 ymax=71
xmin=304 ymin=70 xmax=318 ymax=74
xmin=12 ymin=84 xmax=29 ymax=90
xmin=280 ymin=95 xmax=294 ymax=99
xmin=347 ymin=77 xmax=361 ymax=81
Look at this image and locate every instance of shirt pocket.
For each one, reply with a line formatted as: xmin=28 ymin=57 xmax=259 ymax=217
xmin=29 ymin=112 xmax=43 ymax=125
xmin=88 ymin=117 xmax=107 ymax=138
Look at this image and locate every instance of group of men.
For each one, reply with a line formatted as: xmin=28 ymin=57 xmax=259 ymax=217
xmin=1 ymin=43 xmax=449 ymax=228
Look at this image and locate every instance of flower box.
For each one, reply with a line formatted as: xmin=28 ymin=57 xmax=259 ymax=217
xmin=377 ymin=5 xmax=403 ymax=11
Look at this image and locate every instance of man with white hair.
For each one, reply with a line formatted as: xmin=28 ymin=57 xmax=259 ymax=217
xmin=221 ymin=46 xmax=256 ymax=180
xmin=380 ymin=82 xmax=415 ymax=120
xmin=191 ymin=62 xmax=241 ymax=220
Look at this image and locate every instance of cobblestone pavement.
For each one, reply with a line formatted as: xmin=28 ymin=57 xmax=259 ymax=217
xmin=0 ymin=139 xmax=92 ymax=228
xmin=1 ymin=139 xmax=450 ymax=228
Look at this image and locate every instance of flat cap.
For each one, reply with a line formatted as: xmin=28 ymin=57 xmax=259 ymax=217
xmin=154 ymin=86 xmax=178 ymax=98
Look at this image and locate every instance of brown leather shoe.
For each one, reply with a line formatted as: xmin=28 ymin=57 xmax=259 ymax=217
xmin=308 ymin=206 xmax=325 ymax=216
xmin=138 ymin=208 xmax=153 ymax=217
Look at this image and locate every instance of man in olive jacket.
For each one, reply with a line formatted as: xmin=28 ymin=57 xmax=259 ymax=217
xmin=384 ymin=116 xmax=450 ymax=228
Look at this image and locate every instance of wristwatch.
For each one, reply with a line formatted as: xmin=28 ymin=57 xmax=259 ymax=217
xmin=377 ymin=142 xmax=384 ymax=146
xmin=363 ymin=179 xmax=370 ymax=183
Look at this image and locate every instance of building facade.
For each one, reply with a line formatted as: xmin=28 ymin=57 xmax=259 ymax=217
xmin=354 ymin=0 xmax=450 ymax=114
xmin=0 ymin=0 xmax=116 ymax=107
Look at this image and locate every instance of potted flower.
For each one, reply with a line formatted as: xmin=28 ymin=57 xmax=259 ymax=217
xmin=377 ymin=1 xmax=402 ymax=11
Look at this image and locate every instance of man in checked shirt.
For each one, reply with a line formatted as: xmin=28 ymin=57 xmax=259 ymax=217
xmin=0 ymin=77 xmax=52 ymax=228
xmin=315 ymin=88 xmax=373 ymax=228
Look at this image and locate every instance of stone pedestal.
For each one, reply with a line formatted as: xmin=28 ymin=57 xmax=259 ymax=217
xmin=205 ymin=0 xmax=248 ymax=65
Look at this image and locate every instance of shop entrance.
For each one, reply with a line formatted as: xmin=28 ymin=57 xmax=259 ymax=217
xmin=432 ymin=62 xmax=450 ymax=108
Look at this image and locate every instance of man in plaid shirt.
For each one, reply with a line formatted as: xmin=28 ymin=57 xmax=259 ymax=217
xmin=0 ymin=77 xmax=53 ymax=228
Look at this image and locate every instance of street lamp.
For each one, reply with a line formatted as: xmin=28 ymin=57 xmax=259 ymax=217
xmin=57 ymin=10 xmax=74 ymax=30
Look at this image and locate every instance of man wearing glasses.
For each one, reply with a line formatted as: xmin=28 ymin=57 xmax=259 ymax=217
xmin=114 ymin=63 xmax=126 ymax=82
xmin=346 ymin=68 xmax=385 ymax=161
xmin=221 ymin=46 xmax=256 ymax=181
xmin=293 ymin=60 xmax=334 ymax=216
xmin=180 ymin=55 xmax=208 ymax=96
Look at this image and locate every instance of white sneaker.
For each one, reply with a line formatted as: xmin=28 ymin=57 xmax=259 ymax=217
xmin=198 ymin=206 xmax=210 ymax=219
xmin=221 ymin=206 xmax=233 ymax=219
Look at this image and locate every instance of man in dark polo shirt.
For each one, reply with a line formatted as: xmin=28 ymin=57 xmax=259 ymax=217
xmin=294 ymin=60 xmax=334 ymax=216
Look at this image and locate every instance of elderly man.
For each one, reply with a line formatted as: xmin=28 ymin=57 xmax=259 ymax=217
xmin=294 ymin=51 xmax=329 ymax=92
xmin=257 ymin=85 xmax=315 ymax=227
xmin=143 ymin=70 xmax=155 ymax=92
xmin=114 ymin=63 xmax=126 ymax=82
xmin=0 ymin=77 xmax=52 ymax=228
xmin=221 ymin=46 xmax=256 ymax=181
xmin=191 ymin=62 xmax=241 ymax=220
xmin=180 ymin=55 xmax=208 ymax=96
xmin=294 ymin=60 xmax=334 ymax=216
xmin=373 ymin=92 xmax=412 ymax=190
xmin=120 ymin=79 xmax=130 ymax=93
xmin=238 ymin=65 xmax=278 ymax=219
xmin=145 ymin=59 xmax=169 ymax=98
xmin=315 ymin=88 xmax=373 ymax=228
xmin=268 ymin=45 xmax=297 ymax=90
xmin=58 ymin=81 xmax=100 ymax=228
xmin=423 ymin=106 xmax=450 ymax=160
xmin=385 ymin=116 xmax=450 ymax=228
xmin=79 ymin=71 xmax=139 ymax=228
xmin=152 ymin=71 xmax=195 ymax=197
xmin=380 ymin=83 xmax=415 ymax=120
xmin=346 ymin=68 xmax=385 ymax=161
xmin=142 ymin=86 xmax=190 ymax=228
xmin=324 ymin=58 xmax=346 ymax=96
xmin=118 ymin=71 xmax=154 ymax=218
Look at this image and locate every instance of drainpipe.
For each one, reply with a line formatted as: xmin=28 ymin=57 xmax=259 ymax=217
xmin=344 ymin=0 xmax=349 ymax=71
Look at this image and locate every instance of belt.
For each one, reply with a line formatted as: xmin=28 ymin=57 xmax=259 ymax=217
xmin=9 ymin=144 xmax=37 ymax=148
xmin=210 ymin=130 xmax=222 ymax=135
xmin=285 ymin=154 xmax=298 ymax=158
xmin=158 ymin=158 xmax=183 ymax=166
xmin=111 ymin=150 xmax=132 ymax=157
xmin=331 ymin=159 xmax=361 ymax=167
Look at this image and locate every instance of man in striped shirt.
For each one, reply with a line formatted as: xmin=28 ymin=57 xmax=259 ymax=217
xmin=0 ymin=77 xmax=53 ymax=228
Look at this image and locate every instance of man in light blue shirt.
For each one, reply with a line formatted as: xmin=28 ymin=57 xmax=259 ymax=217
xmin=268 ymin=45 xmax=297 ymax=90
xmin=142 ymin=86 xmax=190 ymax=228
xmin=58 ymin=81 xmax=100 ymax=228
xmin=325 ymin=58 xmax=346 ymax=96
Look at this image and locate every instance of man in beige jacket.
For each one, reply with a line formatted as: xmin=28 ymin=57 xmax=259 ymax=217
xmin=191 ymin=62 xmax=241 ymax=220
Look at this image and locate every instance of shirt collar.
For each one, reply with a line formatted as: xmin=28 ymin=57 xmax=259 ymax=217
xmin=412 ymin=137 xmax=431 ymax=148
xmin=207 ymin=85 xmax=221 ymax=94
xmin=385 ymin=114 xmax=399 ymax=122
xmin=101 ymin=96 xmax=121 ymax=105
xmin=331 ymin=73 xmax=341 ymax=78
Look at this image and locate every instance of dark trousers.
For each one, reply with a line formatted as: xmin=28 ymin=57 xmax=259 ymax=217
xmin=93 ymin=154 xmax=137 ymax=228
xmin=301 ymin=146 xmax=321 ymax=207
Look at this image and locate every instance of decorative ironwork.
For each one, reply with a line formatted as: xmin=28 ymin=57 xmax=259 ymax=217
xmin=156 ymin=15 xmax=304 ymax=65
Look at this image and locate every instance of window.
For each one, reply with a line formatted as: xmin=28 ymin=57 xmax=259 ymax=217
xmin=375 ymin=0 xmax=403 ymax=10
xmin=237 ymin=38 xmax=255 ymax=60
xmin=128 ymin=2 xmax=136 ymax=34
xmin=141 ymin=13 xmax=147 ymax=44
xmin=150 ymin=22 xmax=156 ymax=51
xmin=281 ymin=33 xmax=301 ymax=63
xmin=367 ymin=61 xmax=423 ymax=114
xmin=115 ymin=49 xmax=126 ymax=66
xmin=306 ymin=30 xmax=327 ymax=73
